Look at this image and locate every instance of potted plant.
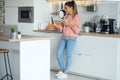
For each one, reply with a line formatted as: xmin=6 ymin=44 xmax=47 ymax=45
xmin=83 ymin=21 xmax=92 ymax=32
xmin=11 ymin=27 xmax=17 ymax=39
xmin=11 ymin=27 xmax=15 ymax=33
xmin=17 ymin=31 xmax=21 ymax=39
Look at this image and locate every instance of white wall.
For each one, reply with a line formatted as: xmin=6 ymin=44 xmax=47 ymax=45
xmin=5 ymin=0 xmax=52 ymax=35
xmin=77 ymin=2 xmax=118 ymax=26
xmin=5 ymin=0 xmax=120 ymax=35
xmin=33 ymin=0 xmax=52 ymax=30
xmin=5 ymin=0 xmax=34 ymax=35
xmin=118 ymin=2 xmax=120 ymax=27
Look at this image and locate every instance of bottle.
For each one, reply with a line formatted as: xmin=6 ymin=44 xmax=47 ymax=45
xmin=51 ymin=17 xmax=54 ymax=24
xmin=93 ymin=23 xmax=96 ymax=32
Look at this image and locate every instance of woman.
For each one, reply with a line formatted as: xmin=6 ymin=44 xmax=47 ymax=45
xmin=54 ymin=0 xmax=81 ymax=79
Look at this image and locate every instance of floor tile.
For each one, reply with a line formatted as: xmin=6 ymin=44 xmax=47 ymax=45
xmin=51 ymin=71 xmax=98 ymax=80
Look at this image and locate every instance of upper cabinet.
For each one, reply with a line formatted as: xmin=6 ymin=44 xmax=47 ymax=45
xmin=5 ymin=0 xmax=18 ymax=7
xmin=18 ymin=0 xmax=33 ymax=6
xmin=5 ymin=0 xmax=33 ymax=7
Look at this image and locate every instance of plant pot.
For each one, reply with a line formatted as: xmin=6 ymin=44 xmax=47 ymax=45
xmin=17 ymin=34 xmax=21 ymax=39
xmin=85 ymin=27 xmax=90 ymax=32
xmin=11 ymin=32 xmax=17 ymax=39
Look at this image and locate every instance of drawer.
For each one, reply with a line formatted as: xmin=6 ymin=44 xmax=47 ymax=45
xmin=70 ymin=51 xmax=116 ymax=80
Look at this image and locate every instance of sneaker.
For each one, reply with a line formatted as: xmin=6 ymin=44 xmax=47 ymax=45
xmin=57 ymin=73 xmax=67 ymax=79
xmin=54 ymin=71 xmax=63 ymax=77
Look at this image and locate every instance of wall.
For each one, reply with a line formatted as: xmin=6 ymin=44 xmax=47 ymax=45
xmin=79 ymin=2 xmax=118 ymax=21
xmin=33 ymin=0 xmax=52 ymax=30
xmin=118 ymin=2 xmax=120 ymax=27
xmin=43 ymin=1 xmax=119 ymax=30
xmin=5 ymin=0 xmax=52 ymax=35
xmin=5 ymin=0 xmax=35 ymax=35
xmin=77 ymin=1 xmax=118 ymax=30
xmin=0 ymin=0 xmax=5 ymax=32
xmin=5 ymin=0 xmax=120 ymax=35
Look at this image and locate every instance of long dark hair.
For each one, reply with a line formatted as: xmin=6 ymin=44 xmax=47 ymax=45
xmin=65 ymin=0 xmax=78 ymax=17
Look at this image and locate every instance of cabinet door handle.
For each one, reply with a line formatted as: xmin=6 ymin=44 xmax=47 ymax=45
xmin=74 ymin=53 xmax=82 ymax=56
xmin=78 ymin=54 xmax=82 ymax=56
xmin=74 ymin=53 xmax=92 ymax=56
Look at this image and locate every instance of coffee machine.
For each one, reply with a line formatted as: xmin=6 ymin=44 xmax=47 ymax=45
xmin=100 ymin=19 xmax=109 ymax=33
xmin=108 ymin=19 xmax=116 ymax=34
xmin=100 ymin=18 xmax=116 ymax=34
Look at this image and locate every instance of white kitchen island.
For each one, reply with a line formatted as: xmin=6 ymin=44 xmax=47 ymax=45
xmin=70 ymin=35 xmax=120 ymax=80
xmin=0 ymin=35 xmax=52 ymax=80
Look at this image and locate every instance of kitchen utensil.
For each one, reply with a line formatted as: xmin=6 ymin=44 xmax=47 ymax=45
xmin=59 ymin=2 xmax=65 ymax=19
xmin=38 ymin=23 xmax=47 ymax=30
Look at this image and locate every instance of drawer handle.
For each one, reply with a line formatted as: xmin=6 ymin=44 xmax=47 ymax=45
xmin=74 ymin=53 xmax=82 ymax=56
xmin=78 ymin=54 xmax=82 ymax=56
xmin=74 ymin=53 xmax=92 ymax=56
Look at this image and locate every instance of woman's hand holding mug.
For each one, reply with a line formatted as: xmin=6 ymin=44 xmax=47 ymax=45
xmin=54 ymin=20 xmax=63 ymax=28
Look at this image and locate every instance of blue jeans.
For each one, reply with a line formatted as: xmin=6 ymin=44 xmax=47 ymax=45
xmin=56 ymin=36 xmax=77 ymax=73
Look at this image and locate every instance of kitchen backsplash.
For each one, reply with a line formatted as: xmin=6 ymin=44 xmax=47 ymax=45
xmin=51 ymin=1 xmax=119 ymax=32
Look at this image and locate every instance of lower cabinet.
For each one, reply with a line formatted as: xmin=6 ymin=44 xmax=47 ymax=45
xmin=50 ymin=34 xmax=62 ymax=69
xmin=70 ymin=36 xmax=119 ymax=80
xmin=50 ymin=34 xmax=120 ymax=80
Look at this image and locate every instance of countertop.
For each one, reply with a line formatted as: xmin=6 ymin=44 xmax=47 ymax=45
xmin=34 ymin=30 xmax=120 ymax=38
xmin=80 ymin=32 xmax=120 ymax=38
xmin=0 ymin=35 xmax=52 ymax=42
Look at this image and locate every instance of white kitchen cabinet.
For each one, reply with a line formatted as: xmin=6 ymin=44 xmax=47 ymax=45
xmin=5 ymin=7 xmax=18 ymax=24
xmin=50 ymin=33 xmax=62 ymax=69
xmin=49 ymin=33 xmax=120 ymax=80
xmin=5 ymin=0 xmax=33 ymax=7
xmin=18 ymin=0 xmax=33 ymax=6
xmin=117 ymin=39 xmax=120 ymax=80
xmin=5 ymin=0 xmax=18 ymax=7
xmin=70 ymin=36 xmax=119 ymax=80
